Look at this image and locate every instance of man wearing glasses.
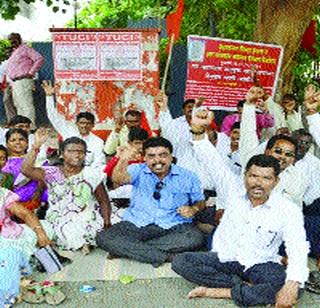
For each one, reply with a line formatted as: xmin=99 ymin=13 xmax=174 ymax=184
xmin=96 ymin=137 xmax=206 ymax=267
xmin=239 ymin=86 xmax=308 ymax=206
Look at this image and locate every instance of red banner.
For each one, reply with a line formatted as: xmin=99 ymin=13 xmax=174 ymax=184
xmin=185 ymin=36 xmax=283 ymax=110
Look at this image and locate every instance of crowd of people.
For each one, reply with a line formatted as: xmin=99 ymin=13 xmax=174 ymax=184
xmin=1 ymin=32 xmax=320 ymax=307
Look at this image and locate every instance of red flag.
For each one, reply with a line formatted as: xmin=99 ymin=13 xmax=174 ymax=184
xmin=301 ymin=20 xmax=317 ymax=56
xmin=166 ymin=0 xmax=184 ymax=53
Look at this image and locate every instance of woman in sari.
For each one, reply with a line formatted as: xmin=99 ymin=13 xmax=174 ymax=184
xmin=2 ymin=128 xmax=47 ymax=210
xmin=21 ymin=129 xmax=111 ymax=253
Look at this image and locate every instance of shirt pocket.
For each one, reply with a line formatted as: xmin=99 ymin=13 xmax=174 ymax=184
xmin=255 ymin=225 xmax=278 ymax=248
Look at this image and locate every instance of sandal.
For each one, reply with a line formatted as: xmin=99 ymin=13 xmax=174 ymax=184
xmin=21 ymin=280 xmax=45 ymax=304
xmin=42 ymin=281 xmax=66 ymax=305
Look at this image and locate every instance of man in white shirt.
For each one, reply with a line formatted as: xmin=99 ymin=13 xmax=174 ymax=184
xmin=172 ymin=107 xmax=309 ymax=307
xmin=239 ymin=87 xmax=308 ymax=206
xmin=42 ymin=81 xmax=105 ymax=170
xmin=104 ymin=109 xmax=143 ymax=156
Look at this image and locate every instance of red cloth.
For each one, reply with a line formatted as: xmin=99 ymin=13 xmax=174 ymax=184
xmin=1 ymin=74 xmax=7 ymax=91
xmin=104 ymin=156 xmax=143 ymax=177
xmin=166 ymin=0 xmax=185 ymax=53
xmin=301 ymin=20 xmax=317 ymax=56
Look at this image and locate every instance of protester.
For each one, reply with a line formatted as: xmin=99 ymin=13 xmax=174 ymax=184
xmin=21 ymin=128 xmax=111 ymax=254
xmin=239 ymin=86 xmax=308 ymax=206
xmin=267 ymin=93 xmax=304 ymax=133
xmin=97 ymin=137 xmax=205 ymax=267
xmin=6 ymin=33 xmax=44 ymax=124
xmin=104 ymin=109 xmax=144 ymax=155
xmin=172 ymin=107 xmax=309 ymax=307
xmin=0 ymin=187 xmax=52 ymax=260
xmin=0 ymin=48 xmax=17 ymax=121
xmin=221 ymin=98 xmax=274 ymax=139
xmin=2 ymin=128 xmax=47 ymax=210
xmin=42 ymin=80 xmax=106 ymax=170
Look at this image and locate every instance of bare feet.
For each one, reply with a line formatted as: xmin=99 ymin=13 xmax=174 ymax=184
xmin=188 ymin=287 xmax=232 ymax=299
xmin=188 ymin=287 xmax=208 ymax=298
xmin=81 ymin=244 xmax=91 ymax=255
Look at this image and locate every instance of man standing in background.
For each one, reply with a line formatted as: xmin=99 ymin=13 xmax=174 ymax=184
xmin=6 ymin=33 xmax=44 ymax=125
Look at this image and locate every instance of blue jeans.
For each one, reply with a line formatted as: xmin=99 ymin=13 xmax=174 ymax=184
xmin=172 ymin=252 xmax=286 ymax=306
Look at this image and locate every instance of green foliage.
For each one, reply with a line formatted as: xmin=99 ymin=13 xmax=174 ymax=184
xmin=68 ymin=0 xmax=317 ymax=96
xmin=0 ymin=0 xmax=70 ymax=20
xmin=0 ymin=39 xmax=11 ymax=63
xmin=66 ymin=0 xmax=172 ymax=28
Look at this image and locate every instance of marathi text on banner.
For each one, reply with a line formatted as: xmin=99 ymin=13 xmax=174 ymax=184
xmin=185 ymin=35 xmax=284 ymax=110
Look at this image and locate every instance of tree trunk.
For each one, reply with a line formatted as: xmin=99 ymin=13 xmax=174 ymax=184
xmin=254 ymin=0 xmax=319 ymax=95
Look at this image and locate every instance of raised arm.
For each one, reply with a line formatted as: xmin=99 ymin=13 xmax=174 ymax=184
xmin=112 ymin=146 xmax=137 ymax=185
xmin=42 ymin=80 xmax=78 ymax=139
xmin=21 ymin=128 xmax=48 ymax=181
xmin=190 ymin=107 xmax=241 ymax=202
xmin=239 ymin=87 xmax=263 ymax=168
xmin=304 ymin=84 xmax=320 ymax=147
xmin=155 ymin=91 xmax=176 ymax=138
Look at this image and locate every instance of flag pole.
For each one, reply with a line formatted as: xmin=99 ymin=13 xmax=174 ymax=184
xmin=161 ymin=33 xmax=175 ymax=91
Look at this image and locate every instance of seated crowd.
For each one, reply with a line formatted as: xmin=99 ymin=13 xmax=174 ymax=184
xmin=1 ymin=80 xmax=320 ymax=307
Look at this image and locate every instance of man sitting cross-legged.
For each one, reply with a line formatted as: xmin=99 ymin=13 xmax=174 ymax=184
xmin=172 ymin=107 xmax=309 ymax=307
xmin=96 ymin=137 xmax=205 ymax=267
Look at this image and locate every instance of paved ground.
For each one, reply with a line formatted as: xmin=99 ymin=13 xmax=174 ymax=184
xmin=17 ymin=277 xmax=320 ymax=308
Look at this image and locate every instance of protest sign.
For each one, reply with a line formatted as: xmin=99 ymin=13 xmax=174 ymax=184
xmin=185 ymin=35 xmax=283 ymax=110
xmin=51 ymin=29 xmax=160 ymax=139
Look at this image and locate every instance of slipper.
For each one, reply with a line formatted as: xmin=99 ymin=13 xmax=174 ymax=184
xmin=21 ymin=280 xmax=45 ymax=304
xmin=45 ymin=290 xmax=66 ymax=305
xmin=41 ymin=281 xmax=66 ymax=305
xmin=21 ymin=290 xmax=45 ymax=304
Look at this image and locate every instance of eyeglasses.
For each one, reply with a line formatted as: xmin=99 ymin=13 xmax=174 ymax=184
xmin=273 ymin=148 xmax=295 ymax=158
xmin=153 ymin=181 xmax=164 ymax=200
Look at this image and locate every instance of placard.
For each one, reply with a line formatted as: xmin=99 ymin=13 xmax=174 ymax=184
xmin=185 ymin=35 xmax=283 ymax=110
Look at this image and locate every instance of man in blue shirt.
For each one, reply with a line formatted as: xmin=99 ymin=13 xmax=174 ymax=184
xmin=97 ymin=137 xmax=205 ymax=267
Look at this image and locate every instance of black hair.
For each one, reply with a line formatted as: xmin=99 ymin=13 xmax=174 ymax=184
xmin=282 ymin=93 xmax=296 ymax=102
xmin=8 ymin=115 xmax=32 ymax=126
xmin=5 ymin=128 xmax=29 ymax=143
xmin=237 ymin=100 xmax=245 ymax=108
xmin=0 ymin=145 xmax=9 ymax=160
xmin=182 ymin=99 xmax=196 ymax=109
xmin=60 ymin=137 xmax=87 ymax=153
xmin=143 ymin=137 xmax=173 ymax=154
xmin=231 ymin=122 xmax=241 ymax=131
xmin=76 ymin=112 xmax=95 ymax=124
xmin=128 ymin=127 xmax=149 ymax=142
xmin=125 ymin=110 xmax=141 ymax=118
xmin=291 ymin=129 xmax=313 ymax=140
xmin=266 ymin=134 xmax=298 ymax=156
xmin=245 ymin=154 xmax=280 ymax=177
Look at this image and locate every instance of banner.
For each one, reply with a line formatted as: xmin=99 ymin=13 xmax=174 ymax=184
xmin=53 ymin=32 xmax=142 ymax=81
xmin=185 ymin=36 xmax=283 ymax=110
xmin=51 ymin=29 xmax=160 ymax=139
